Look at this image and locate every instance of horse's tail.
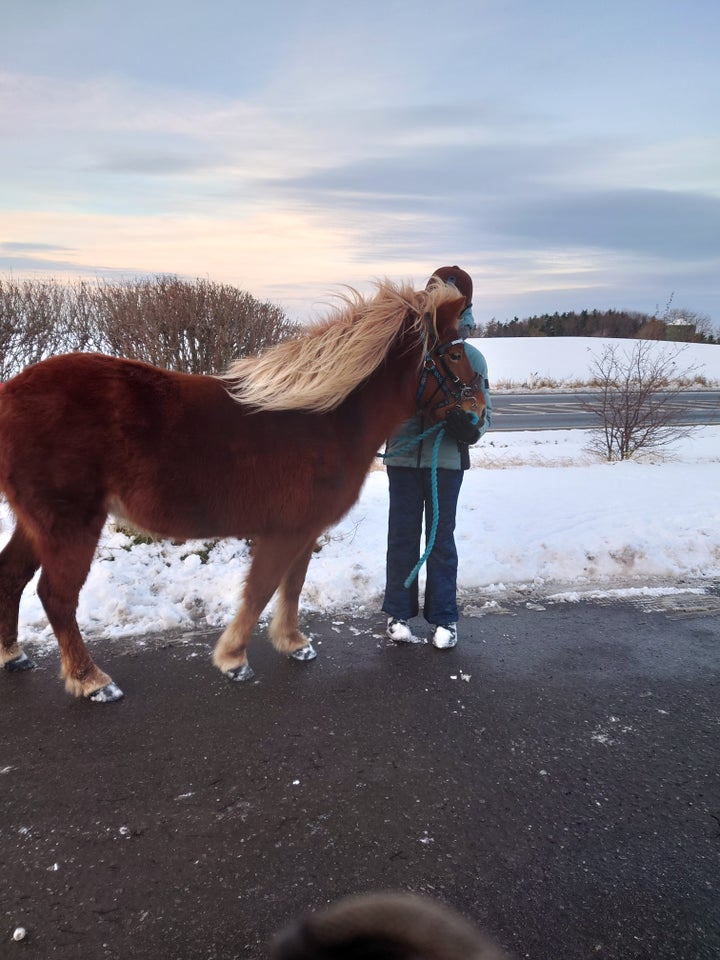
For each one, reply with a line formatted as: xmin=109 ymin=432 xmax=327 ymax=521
xmin=271 ymin=892 xmax=509 ymax=960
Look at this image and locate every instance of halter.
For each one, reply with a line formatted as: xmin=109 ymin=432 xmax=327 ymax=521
xmin=415 ymin=328 xmax=482 ymax=418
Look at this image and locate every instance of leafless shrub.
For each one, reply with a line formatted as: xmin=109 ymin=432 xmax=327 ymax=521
xmin=0 ymin=278 xmax=80 ymax=381
xmin=0 ymin=276 xmax=295 ymax=381
xmin=88 ymin=276 xmax=296 ymax=374
xmin=582 ymin=341 xmax=698 ymax=461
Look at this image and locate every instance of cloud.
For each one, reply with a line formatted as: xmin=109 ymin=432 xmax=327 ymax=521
xmin=1 ymin=9 xmax=718 ymax=326
xmin=498 ymin=189 xmax=720 ymax=260
xmin=0 ymin=241 xmax=74 ymax=254
xmin=0 ymin=253 xmax=114 ymax=274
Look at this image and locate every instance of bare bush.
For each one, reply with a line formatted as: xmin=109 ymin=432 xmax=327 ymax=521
xmin=88 ymin=276 xmax=296 ymax=374
xmin=0 ymin=276 xmax=295 ymax=381
xmin=0 ymin=278 xmax=80 ymax=381
xmin=582 ymin=341 xmax=698 ymax=461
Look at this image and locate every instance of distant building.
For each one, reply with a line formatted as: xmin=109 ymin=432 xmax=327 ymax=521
xmin=666 ymin=317 xmax=696 ymax=342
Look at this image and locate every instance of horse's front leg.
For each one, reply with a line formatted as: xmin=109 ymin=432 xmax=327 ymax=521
xmin=269 ymin=539 xmax=317 ymax=662
xmin=212 ymin=534 xmax=314 ymax=682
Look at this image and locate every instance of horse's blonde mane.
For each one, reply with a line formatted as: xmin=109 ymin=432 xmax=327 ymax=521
xmin=220 ymin=280 xmax=460 ymax=413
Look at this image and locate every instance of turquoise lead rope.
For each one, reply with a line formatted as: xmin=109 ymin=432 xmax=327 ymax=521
xmin=378 ymin=421 xmax=445 ymax=588
xmin=379 ymin=410 xmax=481 ymax=588
xmin=400 ymin=426 xmax=446 ymax=588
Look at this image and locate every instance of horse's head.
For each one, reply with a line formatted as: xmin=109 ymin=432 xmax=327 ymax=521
xmin=414 ymin=284 xmax=487 ymax=428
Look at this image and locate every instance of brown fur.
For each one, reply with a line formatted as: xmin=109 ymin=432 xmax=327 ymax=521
xmin=0 ymin=281 xmax=483 ymax=700
xmin=272 ymin=891 xmax=509 ymax=960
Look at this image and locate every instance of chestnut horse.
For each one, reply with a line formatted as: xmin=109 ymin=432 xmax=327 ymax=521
xmin=0 ymin=280 xmax=485 ymax=703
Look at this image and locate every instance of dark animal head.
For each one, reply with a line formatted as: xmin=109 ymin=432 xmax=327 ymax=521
xmin=415 ymin=284 xmax=486 ymax=428
xmin=272 ymin=891 xmax=509 ymax=960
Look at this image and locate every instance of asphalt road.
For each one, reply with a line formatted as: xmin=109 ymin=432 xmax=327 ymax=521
xmin=491 ymin=390 xmax=720 ymax=431
xmin=1 ymin=588 xmax=719 ymax=960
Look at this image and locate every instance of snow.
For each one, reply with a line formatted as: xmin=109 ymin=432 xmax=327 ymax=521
xmin=2 ymin=338 xmax=719 ymax=653
xmin=480 ymin=336 xmax=720 ymax=387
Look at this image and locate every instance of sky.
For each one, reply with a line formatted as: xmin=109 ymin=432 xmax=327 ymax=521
xmin=4 ymin=337 xmax=719 ymax=658
xmin=1 ymin=0 xmax=719 ymax=325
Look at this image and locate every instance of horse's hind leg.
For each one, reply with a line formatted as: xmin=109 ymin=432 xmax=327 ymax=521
xmin=213 ymin=533 xmax=313 ymax=682
xmin=0 ymin=524 xmax=41 ymax=672
xmin=269 ymin=539 xmax=317 ymax=661
xmin=35 ymin=515 xmax=122 ymax=702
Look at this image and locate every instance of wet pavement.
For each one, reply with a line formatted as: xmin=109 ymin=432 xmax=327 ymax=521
xmin=1 ymin=590 xmax=719 ymax=959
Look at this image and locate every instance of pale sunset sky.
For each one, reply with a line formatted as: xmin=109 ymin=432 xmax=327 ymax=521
xmin=1 ymin=0 xmax=718 ymax=324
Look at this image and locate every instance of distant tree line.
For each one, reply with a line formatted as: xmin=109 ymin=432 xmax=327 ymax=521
xmin=0 ymin=276 xmax=296 ymax=382
xmin=479 ymin=306 xmax=717 ymax=343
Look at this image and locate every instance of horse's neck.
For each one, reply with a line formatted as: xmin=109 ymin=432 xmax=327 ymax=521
xmin=345 ymin=345 xmax=420 ymax=456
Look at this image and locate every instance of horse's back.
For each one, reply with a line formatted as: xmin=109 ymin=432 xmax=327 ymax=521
xmin=0 ymin=354 xmax=201 ymax=509
xmin=0 ymin=351 xmax=378 ymax=541
xmin=0 ymin=352 xmax=182 ymax=451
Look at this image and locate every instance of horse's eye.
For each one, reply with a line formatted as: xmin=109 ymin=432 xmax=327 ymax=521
xmin=449 ymin=351 xmax=462 ymax=362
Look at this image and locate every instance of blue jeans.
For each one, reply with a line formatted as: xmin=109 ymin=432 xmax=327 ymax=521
xmin=382 ymin=466 xmax=464 ymax=626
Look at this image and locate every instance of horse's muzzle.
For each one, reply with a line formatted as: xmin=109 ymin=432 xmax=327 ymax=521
xmin=434 ymin=374 xmax=486 ymax=426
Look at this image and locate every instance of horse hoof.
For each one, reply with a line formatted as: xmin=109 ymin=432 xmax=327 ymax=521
xmin=226 ymin=664 xmax=255 ymax=682
xmin=87 ymin=682 xmax=124 ymax=703
xmin=290 ymin=642 xmax=317 ymax=662
xmin=4 ymin=652 xmax=36 ymax=672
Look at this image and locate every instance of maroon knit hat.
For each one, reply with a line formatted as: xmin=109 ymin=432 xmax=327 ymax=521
xmin=426 ymin=266 xmax=473 ymax=309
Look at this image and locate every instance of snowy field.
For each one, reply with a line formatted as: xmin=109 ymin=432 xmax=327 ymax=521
xmin=479 ymin=335 xmax=720 ymax=389
xmin=2 ymin=337 xmax=719 ymax=652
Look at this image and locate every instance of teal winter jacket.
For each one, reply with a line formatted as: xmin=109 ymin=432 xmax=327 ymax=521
xmin=383 ymin=342 xmax=492 ymax=470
